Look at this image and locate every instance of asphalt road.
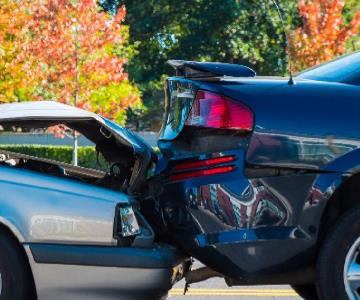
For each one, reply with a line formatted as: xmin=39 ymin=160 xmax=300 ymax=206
xmin=169 ymin=261 xmax=302 ymax=300
xmin=169 ymin=279 xmax=302 ymax=300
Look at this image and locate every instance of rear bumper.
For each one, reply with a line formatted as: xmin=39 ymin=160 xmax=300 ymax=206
xmin=159 ymin=148 xmax=323 ymax=278
xmin=25 ymin=244 xmax=187 ymax=300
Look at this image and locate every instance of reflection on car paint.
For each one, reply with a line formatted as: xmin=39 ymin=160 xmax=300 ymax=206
xmin=247 ymin=131 xmax=360 ymax=170
xmin=30 ymin=214 xmax=112 ymax=242
xmin=186 ymin=178 xmax=287 ymax=230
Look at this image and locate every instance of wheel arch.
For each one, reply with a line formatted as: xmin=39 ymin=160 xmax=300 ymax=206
xmin=0 ymin=221 xmax=38 ymax=299
xmin=318 ymin=172 xmax=360 ymax=244
xmin=0 ymin=217 xmax=25 ymax=242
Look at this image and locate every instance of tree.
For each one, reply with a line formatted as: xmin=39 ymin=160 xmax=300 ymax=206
xmin=290 ymin=0 xmax=360 ymax=72
xmin=1 ymin=0 xmax=141 ymax=164
xmin=100 ymin=0 xmax=299 ymax=130
xmin=0 ymin=0 xmax=141 ymax=124
xmin=0 ymin=0 xmax=34 ymax=103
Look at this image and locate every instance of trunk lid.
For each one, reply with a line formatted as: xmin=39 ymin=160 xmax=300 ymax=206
xmin=159 ymin=60 xmax=257 ymax=142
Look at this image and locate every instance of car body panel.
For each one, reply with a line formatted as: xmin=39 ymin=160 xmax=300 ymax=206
xmin=0 ymin=165 xmax=127 ymax=245
xmin=159 ymin=149 xmax=319 ymax=276
xmin=157 ymin=54 xmax=360 ymax=279
xmin=217 ymin=78 xmax=360 ymax=171
xmin=0 ymin=101 xmax=188 ymax=300
xmin=0 ymin=101 xmax=153 ymax=154
xmin=24 ymin=245 xmax=183 ymax=300
xmin=161 ymin=77 xmax=360 ymax=171
xmin=161 ymin=169 xmax=353 ymax=277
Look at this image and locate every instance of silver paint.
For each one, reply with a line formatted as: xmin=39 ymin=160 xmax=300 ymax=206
xmin=0 ymin=166 xmax=131 ymax=245
xmin=24 ymin=246 xmax=174 ymax=300
xmin=344 ymin=237 xmax=360 ymax=300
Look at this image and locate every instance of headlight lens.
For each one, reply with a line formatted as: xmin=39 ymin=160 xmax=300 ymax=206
xmin=119 ymin=206 xmax=141 ymax=237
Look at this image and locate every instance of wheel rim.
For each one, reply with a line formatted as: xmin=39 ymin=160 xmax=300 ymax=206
xmin=344 ymin=237 xmax=360 ymax=300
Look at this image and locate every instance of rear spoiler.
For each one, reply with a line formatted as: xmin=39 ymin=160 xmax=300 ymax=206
xmin=167 ymin=60 xmax=256 ymax=79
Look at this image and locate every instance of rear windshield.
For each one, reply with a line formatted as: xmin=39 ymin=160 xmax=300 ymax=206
xmin=297 ymin=52 xmax=360 ymax=85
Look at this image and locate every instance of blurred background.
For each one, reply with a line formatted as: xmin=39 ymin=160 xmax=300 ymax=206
xmin=0 ymin=0 xmax=359 ymax=132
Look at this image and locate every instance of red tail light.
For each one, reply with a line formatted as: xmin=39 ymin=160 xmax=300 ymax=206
xmin=186 ymin=90 xmax=253 ymax=131
xmin=174 ymin=155 xmax=235 ymax=171
xmin=170 ymin=166 xmax=236 ymax=182
xmin=170 ymin=155 xmax=237 ymax=182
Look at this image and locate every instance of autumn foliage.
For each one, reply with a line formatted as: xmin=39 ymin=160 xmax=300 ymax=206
xmin=290 ymin=0 xmax=360 ymax=72
xmin=0 ymin=0 xmax=140 ymax=124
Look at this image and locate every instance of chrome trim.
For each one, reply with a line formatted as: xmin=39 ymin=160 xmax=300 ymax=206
xmin=344 ymin=236 xmax=360 ymax=300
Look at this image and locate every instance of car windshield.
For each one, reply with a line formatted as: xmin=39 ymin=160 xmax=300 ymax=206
xmin=297 ymin=52 xmax=360 ymax=85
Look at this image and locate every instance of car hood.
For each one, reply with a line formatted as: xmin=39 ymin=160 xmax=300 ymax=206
xmin=0 ymin=101 xmax=153 ymax=156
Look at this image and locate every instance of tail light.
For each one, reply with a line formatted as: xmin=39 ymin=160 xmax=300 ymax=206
xmin=170 ymin=155 xmax=236 ymax=182
xmin=186 ymin=90 xmax=253 ymax=131
xmin=170 ymin=166 xmax=236 ymax=181
xmin=174 ymin=155 xmax=235 ymax=171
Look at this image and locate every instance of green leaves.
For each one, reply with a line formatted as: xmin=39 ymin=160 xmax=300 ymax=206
xmin=0 ymin=145 xmax=108 ymax=170
xmin=107 ymin=0 xmax=299 ymax=129
xmin=0 ymin=0 xmax=141 ymax=124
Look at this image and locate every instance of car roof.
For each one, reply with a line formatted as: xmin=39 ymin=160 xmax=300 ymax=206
xmin=0 ymin=101 xmax=103 ymax=122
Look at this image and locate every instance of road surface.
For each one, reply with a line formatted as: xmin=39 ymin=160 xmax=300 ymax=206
xmin=169 ymin=261 xmax=302 ymax=300
xmin=170 ymin=278 xmax=301 ymax=300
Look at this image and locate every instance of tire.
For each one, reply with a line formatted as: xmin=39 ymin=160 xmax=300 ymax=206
xmin=291 ymin=284 xmax=318 ymax=300
xmin=317 ymin=206 xmax=360 ymax=300
xmin=0 ymin=230 xmax=34 ymax=300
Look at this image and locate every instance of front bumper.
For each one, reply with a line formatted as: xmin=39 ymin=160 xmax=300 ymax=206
xmin=25 ymin=244 xmax=187 ymax=300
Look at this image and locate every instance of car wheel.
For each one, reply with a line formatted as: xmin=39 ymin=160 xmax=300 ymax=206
xmin=291 ymin=284 xmax=318 ymax=300
xmin=317 ymin=207 xmax=360 ymax=300
xmin=0 ymin=230 xmax=33 ymax=300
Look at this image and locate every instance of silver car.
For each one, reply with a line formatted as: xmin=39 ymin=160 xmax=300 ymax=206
xmin=0 ymin=101 xmax=187 ymax=300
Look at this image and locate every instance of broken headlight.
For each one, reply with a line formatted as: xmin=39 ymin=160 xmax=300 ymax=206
xmin=117 ymin=205 xmax=141 ymax=238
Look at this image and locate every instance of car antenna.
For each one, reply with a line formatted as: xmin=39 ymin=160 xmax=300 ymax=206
xmin=271 ymin=0 xmax=296 ymax=85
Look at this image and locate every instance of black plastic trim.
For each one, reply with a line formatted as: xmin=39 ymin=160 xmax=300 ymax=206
xmin=167 ymin=60 xmax=256 ymax=78
xmin=28 ymin=243 xmax=185 ymax=269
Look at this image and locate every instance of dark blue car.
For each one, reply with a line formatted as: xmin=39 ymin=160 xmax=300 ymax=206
xmin=153 ymin=51 xmax=360 ymax=300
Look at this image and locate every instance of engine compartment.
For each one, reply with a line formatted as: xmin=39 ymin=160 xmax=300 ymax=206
xmin=0 ymin=148 xmax=131 ymax=191
xmin=0 ymin=118 xmax=144 ymax=193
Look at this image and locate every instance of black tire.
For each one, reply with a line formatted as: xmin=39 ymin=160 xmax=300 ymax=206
xmin=291 ymin=284 xmax=318 ymax=300
xmin=0 ymin=230 xmax=34 ymax=300
xmin=317 ymin=206 xmax=360 ymax=300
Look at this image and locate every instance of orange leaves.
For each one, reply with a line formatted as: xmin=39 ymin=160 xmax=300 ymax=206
xmin=0 ymin=1 xmax=34 ymax=103
xmin=0 ymin=0 xmax=140 ymax=123
xmin=291 ymin=0 xmax=360 ymax=72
